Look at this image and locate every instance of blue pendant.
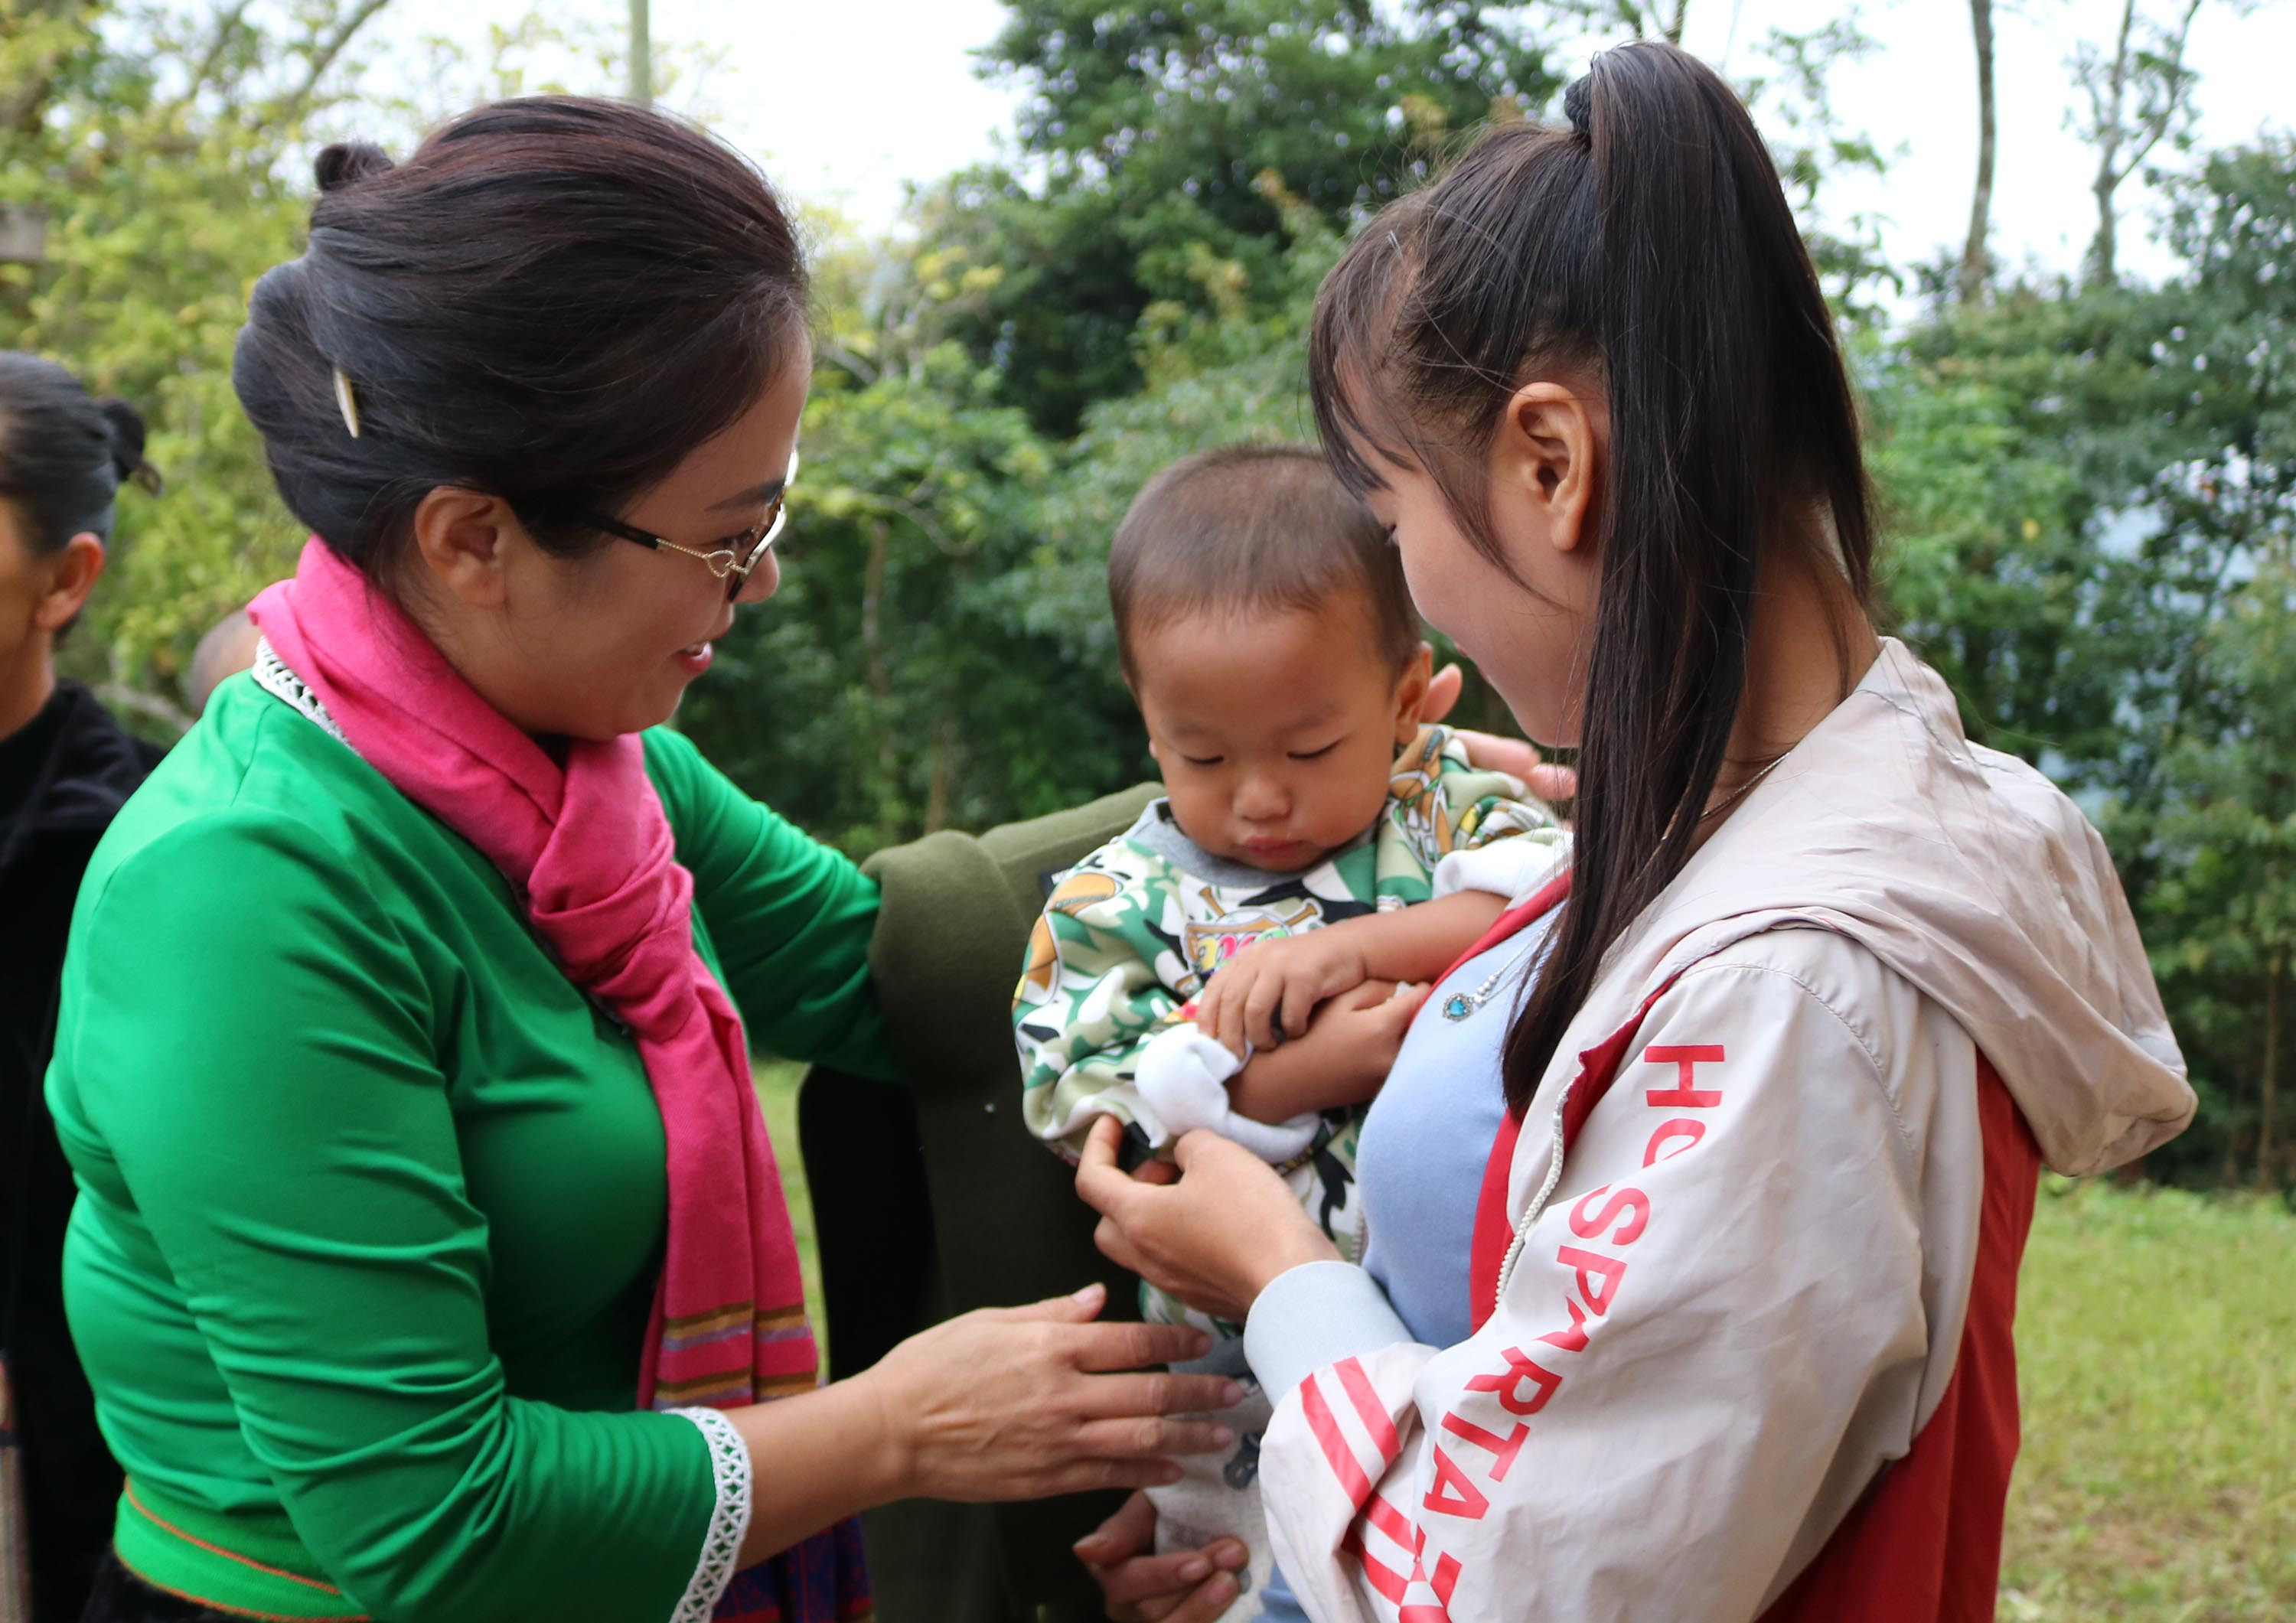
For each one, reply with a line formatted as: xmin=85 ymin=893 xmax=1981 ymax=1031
xmin=1442 ymin=993 xmax=1473 ymax=1022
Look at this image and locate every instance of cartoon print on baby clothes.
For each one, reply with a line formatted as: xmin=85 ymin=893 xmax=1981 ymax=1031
xmin=1384 ymin=727 xmax=1458 ymax=873
xmin=1015 ymin=869 xmax=1124 ymax=1000
xmin=1183 ymin=891 xmax=1325 ymax=984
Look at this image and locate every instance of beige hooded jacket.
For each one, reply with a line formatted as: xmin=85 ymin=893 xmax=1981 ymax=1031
xmin=1244 ymin=639 xmax=2194 ymax=1621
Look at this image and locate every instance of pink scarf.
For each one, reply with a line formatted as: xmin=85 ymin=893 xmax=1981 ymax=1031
xmin=253 ymin=539 xmax=866 ymax=1621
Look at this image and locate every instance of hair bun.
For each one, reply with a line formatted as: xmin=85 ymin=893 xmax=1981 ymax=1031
xmin=315 ymin=141 xmax=393 ymax=193
xmin=1563 ymin=73 xmax=1593 ymax=142
xmin=96 ymin=396 xmax=162 ymax=494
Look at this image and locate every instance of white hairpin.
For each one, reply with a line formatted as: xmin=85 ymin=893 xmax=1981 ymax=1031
xmin=332 ymin=366 xmax=361 ymax=439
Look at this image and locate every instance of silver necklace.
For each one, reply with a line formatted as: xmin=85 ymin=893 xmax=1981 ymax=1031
xmin=1440 ymin=937 xmax=1543 ymax=1022
xmin=1702 ymin=753 xmax=1789 ymax=822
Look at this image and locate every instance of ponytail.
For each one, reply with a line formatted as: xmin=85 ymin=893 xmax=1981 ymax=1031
xmin=1309 ymin=42 xmax=1871 ymax=1113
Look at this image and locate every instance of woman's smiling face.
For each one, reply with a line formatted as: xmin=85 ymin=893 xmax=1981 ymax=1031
xmin=405 ymin=351 xmax=810 ymax=743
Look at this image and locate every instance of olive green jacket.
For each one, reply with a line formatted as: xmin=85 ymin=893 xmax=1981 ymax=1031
xmin=798 ymin=784 xmax=1158 ymax=1623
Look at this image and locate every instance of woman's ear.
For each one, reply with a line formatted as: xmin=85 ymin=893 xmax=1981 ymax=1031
xmin=32 ymin=535 xmax=106 ymax=633
xmin=1495 ymin=382 xmax=1600 ymax=556
xmin=410 ymin=487 xmax=522 ymax=609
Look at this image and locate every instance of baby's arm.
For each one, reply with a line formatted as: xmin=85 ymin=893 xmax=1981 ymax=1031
xmin=1221 ymin=977 xmax=1423 ymax=1125
xmin=1013 ymin=861 xmax=1192 ymax=1161
xmin=1195 ymin=890 xmax=1507 ymax=1060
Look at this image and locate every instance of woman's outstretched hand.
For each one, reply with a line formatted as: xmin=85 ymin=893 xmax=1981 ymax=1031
xmin=1417 ymin=662 xmax=1576 ymax=805
xmin=1075 ymin=1116 xmax=1338 ymax=1324
xmin=857 ymin=1283 xmax=1244 ymax=1502
xmin=1075 ymin=1491 xmax=1249 ymax=1621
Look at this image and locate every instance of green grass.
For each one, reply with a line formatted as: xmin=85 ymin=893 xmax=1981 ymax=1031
xmin=2000 ymin=1179 xmax=2296 ymax=1621
xmin=758 ymin=1064 xmax=2294 ymax=1617
xmin=755 ymin=1062 xmax=823 ymax=1351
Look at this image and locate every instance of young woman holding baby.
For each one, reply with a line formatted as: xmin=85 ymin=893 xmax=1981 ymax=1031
xmin=1075 ymin=41 xmax=2194 ymax=1623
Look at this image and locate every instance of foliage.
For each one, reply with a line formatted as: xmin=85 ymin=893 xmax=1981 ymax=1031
xmin=2 ymin=0 xmax=384 ymax=722
xmin=916 ymin=0 xmax=1564 ymax=434
xmin=1877 ymin=138 xmax=2296 ymax=1185
xmin=0 ymin=0 xmax=726 ymax=724
xmin=13 ymin=1 xmax=2296 ymax=1187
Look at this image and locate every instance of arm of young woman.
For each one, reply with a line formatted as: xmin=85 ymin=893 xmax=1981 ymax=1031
xmin=1083 ymin=934 xmax=1955 ymax=1622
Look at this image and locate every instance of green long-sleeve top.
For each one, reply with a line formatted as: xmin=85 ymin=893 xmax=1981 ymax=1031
xmin=44 ymin=675 xmax=898 ymax=1623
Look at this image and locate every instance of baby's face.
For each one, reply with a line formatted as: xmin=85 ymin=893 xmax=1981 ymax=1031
xmin=1130 ymin=598 xmax=1428 ymax=874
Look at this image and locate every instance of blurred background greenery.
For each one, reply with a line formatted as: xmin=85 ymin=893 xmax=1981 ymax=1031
xmin=4 ymin=0 xmax=2289 ymax=1190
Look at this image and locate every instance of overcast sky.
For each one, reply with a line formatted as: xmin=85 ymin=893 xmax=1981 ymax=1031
xmin=374 ymin=0 xmax=2291 ymax=285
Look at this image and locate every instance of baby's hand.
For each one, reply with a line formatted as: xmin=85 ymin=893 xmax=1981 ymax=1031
xmin=1196 ymin=930 xmax=1371 ymax=1057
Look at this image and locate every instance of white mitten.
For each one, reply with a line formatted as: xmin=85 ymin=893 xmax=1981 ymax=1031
xmin=1133 ymin=1023 xmax=1320 ymax=1163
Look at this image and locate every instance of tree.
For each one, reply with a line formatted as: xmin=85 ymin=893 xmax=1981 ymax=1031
xmin=1883 ymin=136 xmax=2296 ymax=1186
xmin=921 ymin=0 xmax=1562 ymax=434
xmin=3 ymin=1 xmax=723 ymax=722
xmin=2069 ymin=0 xmax=2212 ymax=286
xmin=2105 ymin=139 xmax=2296 ymax=1187
xmin=1960 ymin=0 xmax=1996 ymax=303
xmin=1550 ymin=0 xmax=1690 ymax=41
xmin=4 ymin=1 xmax=406 ymax=722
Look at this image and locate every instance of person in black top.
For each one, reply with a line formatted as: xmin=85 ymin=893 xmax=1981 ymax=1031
xmin=0 ymin=352 xmax=164 ymax=1623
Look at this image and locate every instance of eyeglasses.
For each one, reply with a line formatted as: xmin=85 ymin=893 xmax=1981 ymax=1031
xmin=581 ymin=451 xmax=797 ymax=602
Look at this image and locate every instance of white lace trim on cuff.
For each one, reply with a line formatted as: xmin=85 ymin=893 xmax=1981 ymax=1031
xmin=666 ymin=1405 xmax=752 ymax=1622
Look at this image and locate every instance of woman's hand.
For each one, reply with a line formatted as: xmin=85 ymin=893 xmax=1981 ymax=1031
xmin=1075 ymin=1491 xmax=1249 ymax=1622
xmin=856 ymin=1284 xmax=1244 ymax=1502
xmin=1077 ymin=1117 xmax=1339 ymax=1323
xmin=1418 ymin=662 xmax=1576 ymax=804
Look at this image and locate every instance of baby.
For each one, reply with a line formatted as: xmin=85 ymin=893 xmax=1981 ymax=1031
xmin=1012 ymin=444 xmax=1566 ymax=1612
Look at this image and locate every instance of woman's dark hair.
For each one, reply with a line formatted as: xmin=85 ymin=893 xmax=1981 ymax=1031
xmin=1308 ymin=42 xmax=1873 ymax=1113
xmin=233 ymin=96 xmax=808 ymax=584
xmin=0 ymin=351 xmax=161 ymax=555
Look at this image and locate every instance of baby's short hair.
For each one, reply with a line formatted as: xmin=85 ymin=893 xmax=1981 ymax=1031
xmin=1109 ymin=443 xmax=1419 ymax=682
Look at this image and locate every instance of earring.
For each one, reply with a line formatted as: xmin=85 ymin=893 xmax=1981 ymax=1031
xmin=333 ymin=367 xmax=361 ymax=439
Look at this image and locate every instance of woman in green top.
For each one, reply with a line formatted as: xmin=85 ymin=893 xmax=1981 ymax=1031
xmin=45 ymin=99 xmax=1237 ymax=1623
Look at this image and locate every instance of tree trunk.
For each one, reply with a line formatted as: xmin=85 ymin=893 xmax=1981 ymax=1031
xmin=2262 ymin=953 xmax=2281 ymax=1190
xmin=627 ymin=0 xmax=652 ymax=104
xmin=862 ymin=519 xmax=891 ymax=699
xmin=2084 ymin=0 xmax=2138 ymax=286
xmin=2088 ymin=169 xmax=2122 ymax=287
xmin=924 ymin=720 xmax=954 ymax=834
xmin=1959 ymin=0 xmax=1996 ymax=304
